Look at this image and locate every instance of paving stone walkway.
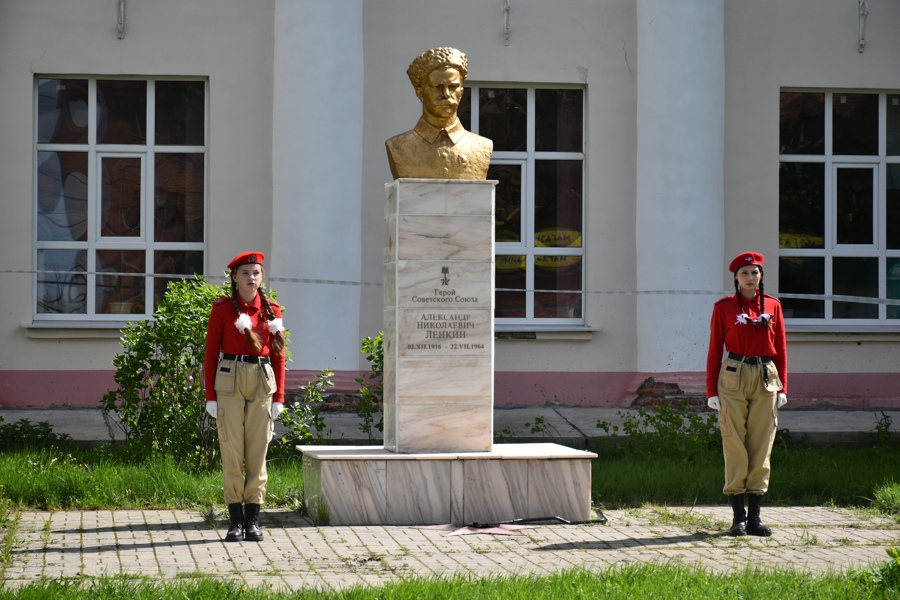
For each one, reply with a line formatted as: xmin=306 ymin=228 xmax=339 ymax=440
xmin=3 ymin=506 xmax=898 ymax=592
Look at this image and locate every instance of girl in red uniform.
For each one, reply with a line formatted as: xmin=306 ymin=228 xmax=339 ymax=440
xmin=706 ymin=252 xmax=788 ymax=537
xmin=204 ymin=251 xmax=286 ymax=542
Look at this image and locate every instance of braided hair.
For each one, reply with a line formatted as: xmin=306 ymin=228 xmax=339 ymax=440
xmin=734 ymin=266 xmax=769 ymax=329
xmin=230 ymin=269 xmax=287 ymax=355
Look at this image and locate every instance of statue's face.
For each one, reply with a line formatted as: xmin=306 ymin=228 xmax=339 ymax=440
xmin=418 ymin=66 xmax=464 ymax=121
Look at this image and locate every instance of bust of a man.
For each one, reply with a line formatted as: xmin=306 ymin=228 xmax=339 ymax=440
xmin=386 ymin=47 xmax=493 ymax=180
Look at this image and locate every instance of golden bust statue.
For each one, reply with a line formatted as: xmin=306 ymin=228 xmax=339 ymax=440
xmin=386 ymin=47 xmax=493 ymax=180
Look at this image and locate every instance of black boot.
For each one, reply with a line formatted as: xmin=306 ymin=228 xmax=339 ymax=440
xmin=244 ymin=503 xmax=263 ymax=542
xmin=225 ymin=503 xmax=244 ymax=542
xmin=728 ymin=493 xmax=747 ymax=536
xmin=747 ymin=493 xmax=772 ymax=537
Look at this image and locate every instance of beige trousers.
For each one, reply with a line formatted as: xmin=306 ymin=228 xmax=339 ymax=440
xmin=717 ymin=356 xmax=781 ymax=495
xmin=214 ymin=358 xmax=276 ymax=505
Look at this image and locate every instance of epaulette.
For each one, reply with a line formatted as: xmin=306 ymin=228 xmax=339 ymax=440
xmin=214 ymin=296 xmax=231 ymax=305
xmin=268 ymin=300 xmax=280 ymax=308
xmin=714 ymin=295 xmax=733 ymax=306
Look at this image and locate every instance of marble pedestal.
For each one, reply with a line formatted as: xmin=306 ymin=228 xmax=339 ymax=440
xmin=383 ymin=179 xmax=496 ymax=453
xmin=296 ymin=179 xmax=597 ymax=526
xmin=300 ymin=443 xmax=597 ymax=526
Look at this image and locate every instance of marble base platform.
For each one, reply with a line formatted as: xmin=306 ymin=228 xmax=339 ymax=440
xmin=298 ymin=443 xmax=597 ymax=526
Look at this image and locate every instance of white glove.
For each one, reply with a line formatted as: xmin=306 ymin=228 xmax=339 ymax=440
xmin=707 ymin=396 xmax=721 ymax=411
xmin=270 ymin=402 xmax=285 ymax=420
xmin=777 ymin=393 xmax=787 ymax=408
xmin=205 ymin=401 xmax=218 ymax=419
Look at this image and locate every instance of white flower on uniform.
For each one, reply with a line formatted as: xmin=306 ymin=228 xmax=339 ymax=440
xmin=234 ymin=313 xmax=252 ymax=332
xmin=267 ymin=318 xmax=284 ymax=334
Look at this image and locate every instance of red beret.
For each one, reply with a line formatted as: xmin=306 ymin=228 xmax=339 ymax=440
xmin=729 ymin=251 xmax=764 ymax=273
xmin=227 ymin=251 xmax=265 ymax=270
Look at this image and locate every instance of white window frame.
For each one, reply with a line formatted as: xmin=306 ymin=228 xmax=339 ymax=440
xmin=33 ymin=76 xmax=208 ymax=322
xmin=780 ymin=90 xmax=900 ymax=329
xmin=466 ymin=83 xmax=586 ymax=327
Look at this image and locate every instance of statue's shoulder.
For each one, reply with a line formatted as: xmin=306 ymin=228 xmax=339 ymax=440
xmin=386 ymin=129 xmax=418 ymax=148
xmin=464 ymin=130 xmax=493 ymax=152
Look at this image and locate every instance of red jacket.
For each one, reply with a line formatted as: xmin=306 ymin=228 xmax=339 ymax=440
xmin=706 ymin=292 xmax=787 ymax=399
xmin=203 ymin=294 xmax=286 ymax=403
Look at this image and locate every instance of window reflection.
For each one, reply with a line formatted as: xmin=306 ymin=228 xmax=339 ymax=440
xmin=836 ymin=168 xmax=873 ymax=245
xmin=155 ymin=153 xmax=204 ymax=242
xmin=37 ymin=249 xmax=87 ymax=314
xmin=38 ymin=79 xmax=89 ymax=145
xmin=833 ymin=257 xmax=878 ymax=319
xmin=495 ymin=258 xmax=525 ymax=318
xmin=536 ymin=89 xmax=583 ymax=152
xmin=534 ymin=160 xmax=583 ymax=238
xmin=479 ymin=89 xmax=526 ymax=152
xmin=101 ymin=157 xmax=142 ymax=237
xmin=779 ymin=92 xmax=824 ymax=155
xmin=37 ymin=152 xmax=88 ymax=242
xmin=535 ymin=257 xmax=582 ymax=318
xmin=96 ymin=250 xmax=146 ymax=314
xmin=778 ymin=256 xmax=824 ymax=318
xmin=833 ymin=93 xmax=878 ymax=156
xmin=153 ymin=251 xmax=204 ymax=310
xmin=155 ymin=81 xmax=205 ymax=146
xmin=490 ymin=164 xmax=522 ymax=243
xmin=97 ymin=80 xmax=147 ymax=145
xmin=779 ymin=162 xmax=824 ymax=249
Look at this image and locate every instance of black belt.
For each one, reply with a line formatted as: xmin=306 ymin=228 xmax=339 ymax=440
xmin=222 ymin=354 xmax=270 ymax=364
xmin=728 ymin=352 xmax=772 ymax=366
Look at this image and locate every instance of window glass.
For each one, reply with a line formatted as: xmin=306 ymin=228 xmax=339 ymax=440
xmin=778 ymin=256 xmax=824 ymax=319
xmin=835 ymin=167 xmax=873 ymax=245
xmin=495 ymin=258 xmax=525 ymax=318
xmin=38 ymin=79 xmax=89 ymax=145
xmin=887 ymin=95 xmax=900 ymax=156
xmin=155 ymin=153 xmax=205 ymax=242
xmin=479 ymin=88 xmax=526 ymax=152
xmin=97 ymin=80 xmax=147 ymax=145
xmin=779 ymin=91 xmax=900 ymax=325
xmin=101 ymin=157 xmax=142 ymax=237
xmin=155 ymin=81 xmax=205 ymax=146
xmin=534 ymin=160 xmax=583 ymax=240
xmin=832 ymin=93 xmax=878 ymax=156
xmin=779 ymin=92 xmax=824 ymax=155
xmin=536 ymin=89 xmax=583 ymax=152
xmin=37 ymin=249 xmax=87 ymax=314
xmin=37 ymin=151 xmax=88 ymax=242
xmin=467 ymin=85 xmax=584 ymax=323
xmin=779 ymin=162 xmax=824 ymax=249
xmin=887 ymin=258 xmax=900 ymax=319
xmin=96 ymin=249 xmax=146 ymax=315
xmin=154 ymin=250 xmax=205 ymax=306
xmin=490 ymin=163 xmax=523 ymax=243
xmin=35 ymin=77 xmax=206 ymax=319
xmin=887 ymin=164 xmax=900 ymax=249
xmin=535 ymin=258 xmax=582 ymax=318
xmin=833 ymin=257 xmax=878 ymax=319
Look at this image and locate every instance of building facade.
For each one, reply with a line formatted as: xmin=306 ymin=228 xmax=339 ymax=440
xmin=1 ymin=0 xmax=898 ymax=409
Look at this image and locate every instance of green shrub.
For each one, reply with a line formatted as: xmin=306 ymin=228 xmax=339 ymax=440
xmin=100 ymin=277 xmax=222 ymax=471
xmin=354 ymin=332 xmax=384 ymax=442
xmin=0 ymin=416 xmax=72 ymax=452
xmin=597 ymin=402 xmax=721 ymax=461
xmin=273 ymin=368 xmax=333 ymax=455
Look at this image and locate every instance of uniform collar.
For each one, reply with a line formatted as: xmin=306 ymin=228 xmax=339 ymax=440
xmin=236 ymin=293 xmax=262 ymax=312
xmin=413 ymin=116 xmax=467 ymax=145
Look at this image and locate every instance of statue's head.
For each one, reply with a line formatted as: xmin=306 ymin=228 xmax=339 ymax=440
xmin=407 ymin=48 xmax=468 ymax=122
xmin=406 ymin=47 xmax=468 ymax=90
